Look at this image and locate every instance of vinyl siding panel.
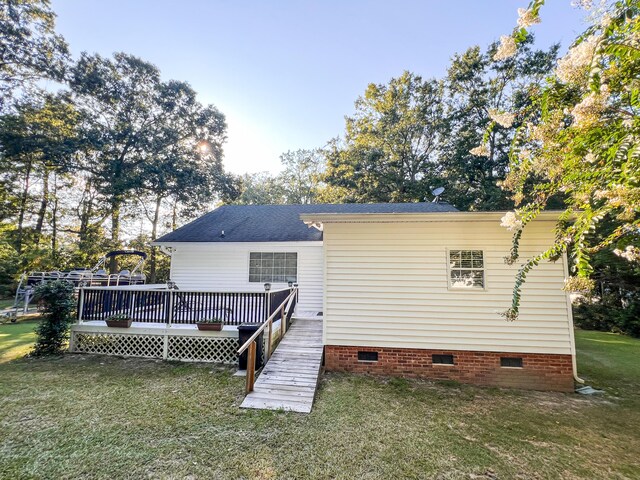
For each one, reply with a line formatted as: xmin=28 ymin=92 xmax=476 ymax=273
xmin=168 ymin=242 xmax=323 ymax=312
xmin=323 ymin=220 xmax=573 ymax=355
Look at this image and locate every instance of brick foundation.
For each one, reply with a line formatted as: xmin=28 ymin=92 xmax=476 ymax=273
xmin=324 ymin=345 xmax=574 ymax=392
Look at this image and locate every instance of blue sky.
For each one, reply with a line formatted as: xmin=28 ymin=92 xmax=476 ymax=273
xmin=51 ymin=1 xmax=588 ymax=175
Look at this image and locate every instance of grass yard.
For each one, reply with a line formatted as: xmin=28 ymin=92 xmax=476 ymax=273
xmin=0 ymin=329 xmax=638 ymax=479
xmin=0 ymin=319 xmax=37 ymax=363
xmin=0 ymin=299 xmax=15 ymax=309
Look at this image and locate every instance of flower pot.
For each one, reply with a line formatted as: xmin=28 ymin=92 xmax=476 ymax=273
xmin=106 ymin=318 xmax=133 ymax=328
xmin=196 ymin=322 xmax=223 ymax=331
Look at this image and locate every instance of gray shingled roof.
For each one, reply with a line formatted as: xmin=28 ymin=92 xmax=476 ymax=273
xmin=154 ymin=202 xmax=458 ymax=243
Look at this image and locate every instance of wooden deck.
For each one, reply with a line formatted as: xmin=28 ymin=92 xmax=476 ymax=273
xmin=240 ymin=315 xmax=323 ymax=413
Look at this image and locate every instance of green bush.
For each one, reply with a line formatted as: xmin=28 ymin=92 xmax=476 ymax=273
xmin=573 ymin=295 xmax=640 ymax=338
xmin=196 ymin=318 xmax=224 ymax=324
xmin=0 ymin=238 xmax=18 ymax=297
xmin=32 ymin=280 xmax=75 ymax=356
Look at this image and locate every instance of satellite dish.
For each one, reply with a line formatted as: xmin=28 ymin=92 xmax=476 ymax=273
xmin=431 ymin=187 xmax=445 ymax=203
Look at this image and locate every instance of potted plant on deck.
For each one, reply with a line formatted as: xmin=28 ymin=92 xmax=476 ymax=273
xmin=196 ymin=318 xmax=224 ymax=331
xmin=105 ymin=313 xmax=133 ymax=328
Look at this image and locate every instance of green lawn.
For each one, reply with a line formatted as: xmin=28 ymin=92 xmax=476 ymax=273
xmin=0 ymin=329 xmax=638 ymax=479
xmin=0 ymin=319 xmax=37 ymax=363
xmin=0 ymin=299 xmax=15 ymax=309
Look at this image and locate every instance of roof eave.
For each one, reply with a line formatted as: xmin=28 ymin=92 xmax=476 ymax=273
xmin=300 ymin=210 xmax=567 ymax=224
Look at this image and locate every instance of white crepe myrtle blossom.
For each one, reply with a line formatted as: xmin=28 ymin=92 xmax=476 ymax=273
xmin=469 ymin=144 xmax=490 ymax=157
xmin=585 ymin=152 xmax=597 ymax=164
xmin=494 ymin=35 xmax=517 ymax=61
xmin=517 ymin=8 xmax=541 ymax=28
xmin=593 ymin=189 xmax=607 ymax=199
xmin=500 ymin=211 xmax=523 ymax=231
xmin=517 ymin=148 xmax=531 ymax=161
xmin=572 ymin=0 xmax=594 ymax=10
xmin=564 ymin=276 xmax=595 ymax=293
xmin=489 ymin=109 xmax=516 ymax=128
xmin=571 ymin=92 xmax=607 ymax=127
xmin=571 ymin=0 xmax=594 ymax=9
xmin=613 ymin=245 xmax=640 ymax=263
xmin=555 ymin=35 xmax=599 ymax=83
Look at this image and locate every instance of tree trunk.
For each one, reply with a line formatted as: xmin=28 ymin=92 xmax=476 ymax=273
xmin=79 ymin=180 xmax=94 ymax=245
xmin=149 ymin=196 xmax=162 ymax=283
xmin=35 ymin=169 xmax=49 ymax=243
xmin=110 ymin=198 xmax=121 ymax=273
xmin=16 ymin=158 xmax=33 ymax=255
xmin=171 ymin=199 xmax=178 ymax=231
xmin=51 ymin=173 xmax=59 ymax=260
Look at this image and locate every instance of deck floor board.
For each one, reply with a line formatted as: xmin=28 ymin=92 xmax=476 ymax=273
xmin=240 ymin=315 xmax=323 ymax=414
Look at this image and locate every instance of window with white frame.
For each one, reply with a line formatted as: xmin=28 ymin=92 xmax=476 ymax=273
xmin=448 ymin=250 xmax=485 ymax=289
xmin=249 ymin=252 xmax=298 ymax=283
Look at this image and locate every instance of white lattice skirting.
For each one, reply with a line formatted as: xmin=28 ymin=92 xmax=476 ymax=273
xmin=69 ymin=324 xmax=253 ymax=364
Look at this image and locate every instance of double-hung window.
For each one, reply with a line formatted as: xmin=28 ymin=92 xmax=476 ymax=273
xmin=249 ymin=252 xmax=298 ymax=283
xmin=448 ymin=250 xmax=485 ymax=289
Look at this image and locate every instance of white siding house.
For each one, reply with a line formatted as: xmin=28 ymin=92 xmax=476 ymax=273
xmin=301 ymin=212 xmax=574 ymax=356
xmin=155 ymin=203 xmax=578 ymax=391
xmin=161 ymin=241 xmax=323 ymax=312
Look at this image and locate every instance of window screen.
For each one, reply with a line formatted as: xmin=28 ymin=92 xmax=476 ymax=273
xmin=449 ymin=250 xmax=485 ymax=288
xmin=249 ymin=252 xmax=297 ymax=283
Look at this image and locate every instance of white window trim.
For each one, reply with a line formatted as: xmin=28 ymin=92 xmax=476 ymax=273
xmin=247 ymin=251 xmax=298 ymax=284
xmin=445 ymin=248 xmax=488 ymax=292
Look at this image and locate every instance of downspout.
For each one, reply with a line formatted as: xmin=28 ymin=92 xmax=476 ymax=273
xmin=159 ymin=245 xmax=173 ymax=257
xmin=563 ymin=252 xmax=585 ymax=384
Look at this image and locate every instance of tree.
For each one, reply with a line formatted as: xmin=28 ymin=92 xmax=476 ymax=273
xmin=323 ymin=72 xmax=448 ymax=203
xmin=322 ymin=42 xmax=557 ymax=209
xmin=69 ymin=52 xmax=234 ymax=273
xmin=32 ymin=279 xmax=75 ymax=356
xmin=235 ymin=172 xmax=286 ymax=205
xmin=492 ymin=0 xmax=640 ymax=321
xmin=279 ymin=149 xmax=325 ymax=204
xmin=572 ymin=224 xmax=640 ymax=337
xmin=135 ymin=80 xmax=233 ymax=282
xmin=235 ymin=149 xmax=324 ymax=205
xmin=0 ymin=92 xmax=79 ymax=256
xmin=0 ymin=0 xmax=68 ymax=110
xmin=444 ymin=36 xmax=558 ymax=210
xmin=69 ymin=52 xmax=162 ymax=261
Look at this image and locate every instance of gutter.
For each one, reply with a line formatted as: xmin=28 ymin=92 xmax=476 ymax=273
xmin=563 ymin=253 xmax=585 ymax=385
xmin=300 ymin=210 xmax=566 ymax=224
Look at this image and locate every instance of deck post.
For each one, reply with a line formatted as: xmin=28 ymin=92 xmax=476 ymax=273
xmin=246 ymin=341 xmax=256 ymax=394
xmin=280 ymin=304 xmax=286 ymax=336
xmin=129 ymin=292 xmax=136 ymax=319
xmin=78 ymin=288 xmax=85 ymax=324
xmin=162 ymin=334 xmax=169 ymax=360
xmin=68 ymin=331 xmax=76 ymax=352
xmin=266 ymin=320 xmax=272 ymax=360
xmin=167 ymin=290 xmax=174 ymax=327
xmin=265 ymin=291 xmax=271 ymax=322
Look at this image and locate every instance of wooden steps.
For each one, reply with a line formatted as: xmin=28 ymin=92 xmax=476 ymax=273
xmin=240 ymin=316 xmax=323 ymax=413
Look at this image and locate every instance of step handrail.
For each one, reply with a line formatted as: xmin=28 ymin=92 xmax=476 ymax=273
xmin=237 ymin=287 xmax=297 ymax=355
xmin=238 ymin=286 xmax=298 ymax=394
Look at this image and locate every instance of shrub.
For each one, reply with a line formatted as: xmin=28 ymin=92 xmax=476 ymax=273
xmin=197 ymin=318 xmax=224 ymax=324
xmin=32 ymin=280 xmax=75 ymax=356
xmin=573 ymin=295 xmax=640 ymax=338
